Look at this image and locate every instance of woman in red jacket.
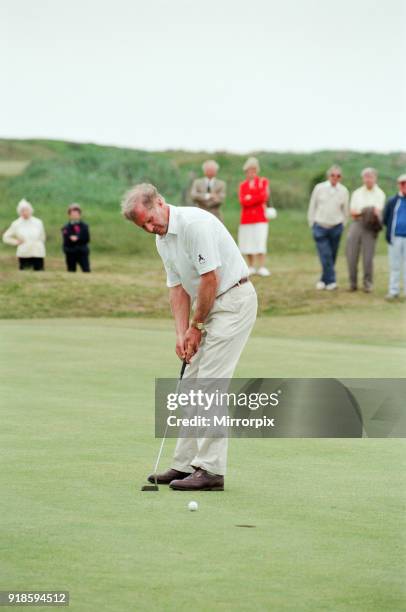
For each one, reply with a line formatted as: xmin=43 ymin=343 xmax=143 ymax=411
xmin=238 ymin=157 xmax=270 ymax=276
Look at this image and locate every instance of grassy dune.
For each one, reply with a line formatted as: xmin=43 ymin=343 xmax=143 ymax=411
xmin=0 ymin=139 xmax=404 ymax=323
xmin=0 ymin=138 xmax=405 ymax=259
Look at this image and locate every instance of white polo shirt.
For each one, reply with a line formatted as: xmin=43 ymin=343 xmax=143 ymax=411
xmin=156 ymin=204 xmax=248 ymax=300
xmin=350 ymin=185 xmax=386 ymax=215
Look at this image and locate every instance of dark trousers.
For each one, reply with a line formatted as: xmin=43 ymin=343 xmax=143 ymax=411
xmin=65 ymin=251 xmax=90 ymax=272
xmin=18 ymin=257 xmax=44 ymax=271
xmin=312 ymin=223 xmax=343 ymax=285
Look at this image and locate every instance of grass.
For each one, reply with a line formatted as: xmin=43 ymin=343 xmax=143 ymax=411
xmin=0 ymin=139 xmax=405 ymax=610
xmin=0 ymin=199 xmax=403 ymax=321
xmin=0 ymin=319 xmax=405 ymax=612
xmin=1 ymin=247 xmax=405 ymax=323
xmin=0 ymin=161 xmax=30 ymax=176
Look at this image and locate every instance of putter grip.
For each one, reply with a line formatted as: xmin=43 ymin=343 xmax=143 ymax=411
xmin=180 ymin=359 xmax=187 ymax=380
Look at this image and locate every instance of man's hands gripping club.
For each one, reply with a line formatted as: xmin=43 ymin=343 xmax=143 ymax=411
xmin=170 ymin=270 xmax=218 ymax=363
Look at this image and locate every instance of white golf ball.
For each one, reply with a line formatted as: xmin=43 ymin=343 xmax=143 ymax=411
xmin=188 ymin=501 xmax=198 ymax=512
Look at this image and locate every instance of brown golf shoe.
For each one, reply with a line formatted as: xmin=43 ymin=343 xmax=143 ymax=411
xmin=147 ymin=468 xmax=191 ymax=485
xmin=169 ymin=468 xmax=224 ymax=491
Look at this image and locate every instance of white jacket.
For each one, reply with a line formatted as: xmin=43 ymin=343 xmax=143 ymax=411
xmin=3 ymin=216 xmax=46 ymax=258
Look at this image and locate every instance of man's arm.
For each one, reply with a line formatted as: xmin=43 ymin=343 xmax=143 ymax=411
xmin=212 ymin=181 xmax=226 ymax=205
xmin=190 ymin=180 xmax=209 ymax=205
xmin=375 ymin=189 xmax=386 ymax=218
xmin=382 ymin=199 xmax=392 ymax=227
xmin=169 ymin=284 xmax=191 ymax=360
xmin=342 ymin=188 xmax=350 ymax=224
xmin=350 ymin=190 xmax=358 ymax=219
xmin=193 ymin=270 xmax=218 ymax=323
xmin=307 ymin=185 xmax=318 ymax=227
xmin=184 ymin=270 xmax=218 ymax=362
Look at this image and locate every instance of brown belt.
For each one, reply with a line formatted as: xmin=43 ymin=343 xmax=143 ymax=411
xmin=216 ymin=277 xmax=249 ymax=299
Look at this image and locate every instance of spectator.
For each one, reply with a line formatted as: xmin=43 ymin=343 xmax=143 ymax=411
xmin=238 ymin=157 xmax=270 ymax=277
xmin=346 ymin=168 xmax=385 ymax=292
xmin=62 ymin=204 xmax=91 ymax=272
xmin=190 ymin=160 xmax=226 ymax=221
xmin=2 ymin=199 xmax=46 ymax=270
xmin=308 ymin=165 xmax=349 ymax=290
xmin=383 ymin=174 xmax=406 ymax=300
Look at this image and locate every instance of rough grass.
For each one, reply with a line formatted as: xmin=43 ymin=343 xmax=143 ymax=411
xmin=1 ymin=249 xmax=405 ymax=325
xmin=0 ymin=161 xmax=30 ymax=176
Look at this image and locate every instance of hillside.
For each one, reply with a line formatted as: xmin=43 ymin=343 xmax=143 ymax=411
xmin=0 ymin=139 xmax=405 ymax=319
xmin=0 ymin=139 xmax=404 ymax=255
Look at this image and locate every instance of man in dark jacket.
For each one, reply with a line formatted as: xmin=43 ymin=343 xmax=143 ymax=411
xmin=383 ymin=174 xmax=406 ymax=299
xmin=62 ymin=204 xmax=91 ymax=272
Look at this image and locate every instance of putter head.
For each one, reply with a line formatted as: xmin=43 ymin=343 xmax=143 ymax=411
xmin=141 ymin=484 xmax=159 ymax=491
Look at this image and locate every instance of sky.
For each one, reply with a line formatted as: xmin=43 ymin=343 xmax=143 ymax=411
xmin=1 ymin=0 xmax=405 ymax=153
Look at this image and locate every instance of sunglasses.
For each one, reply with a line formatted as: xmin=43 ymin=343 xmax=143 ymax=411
xmin=330 ymin=174 xmax=341 ymax=178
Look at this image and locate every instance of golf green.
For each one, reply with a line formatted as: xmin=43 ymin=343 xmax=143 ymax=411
xmin=0 ymin=319 xmax=405 ymax=611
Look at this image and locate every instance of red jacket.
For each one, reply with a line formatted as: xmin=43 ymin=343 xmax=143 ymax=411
xmin=239 ymin=176 xmax=269 ymax=224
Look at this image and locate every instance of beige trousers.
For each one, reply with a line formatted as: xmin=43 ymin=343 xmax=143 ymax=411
xmin=346 ymin=220 xmax=377 ymax=290
xmin=171 ymin=281 xmax=257 ymax=476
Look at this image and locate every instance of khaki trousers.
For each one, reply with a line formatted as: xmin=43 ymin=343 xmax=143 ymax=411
xmin=171 ymin=281 xmax=257 ymax=476
xmin=346 ymin=220 xmax=377 ymax=290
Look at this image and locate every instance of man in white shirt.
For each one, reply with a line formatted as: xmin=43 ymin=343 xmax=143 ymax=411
xmin=346 ymin=168 xmax=385 ymax=292
xmin=307 ymin=165 xmax=349 ymax=290
xmin=121 ymin=183 xmax=257 ymax=491
xmin=190 ymin=160 xmax=226 ymax=221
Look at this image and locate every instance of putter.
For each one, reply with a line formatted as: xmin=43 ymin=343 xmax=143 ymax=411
xmin=141 ymin=359 xmax=187 ymax=491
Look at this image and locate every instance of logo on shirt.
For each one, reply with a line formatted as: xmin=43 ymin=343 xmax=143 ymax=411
xmin=198 ymin=254 xmax=206 ymax=264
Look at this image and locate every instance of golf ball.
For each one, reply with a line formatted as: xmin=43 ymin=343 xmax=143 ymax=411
xmin=188 ymin=501 xmax=198 ymax=512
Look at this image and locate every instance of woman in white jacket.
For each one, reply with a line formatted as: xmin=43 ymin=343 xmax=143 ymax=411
xmin=2 ymin=199 xmax=46 ymax=270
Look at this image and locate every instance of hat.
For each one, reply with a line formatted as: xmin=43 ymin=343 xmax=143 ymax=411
xmin=397 ymin=174 xmax=406 ymax=183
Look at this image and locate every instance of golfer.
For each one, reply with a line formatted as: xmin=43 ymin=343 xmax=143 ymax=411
xmin=121 ymin=183 xmax=257 ymax=491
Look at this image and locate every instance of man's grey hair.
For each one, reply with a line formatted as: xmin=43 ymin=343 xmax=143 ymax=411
xmin=121 ymin=183 xmax=163 ymax=221
xmin=327 ymin=165 xmax=342 ymax=177
xmin=361 ymin=167 xmax=377 ymax=178
xmin=202 ymin=159 xmax=219 ymax=172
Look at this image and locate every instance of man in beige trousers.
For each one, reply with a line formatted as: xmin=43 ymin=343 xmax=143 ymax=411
xmin=121 ymin=183 xmax=257 ymax=491
xmin=190 ymin=160 xmax=226 ymax=221
xmin=346 ymin=168 xmax=385 ymax=292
